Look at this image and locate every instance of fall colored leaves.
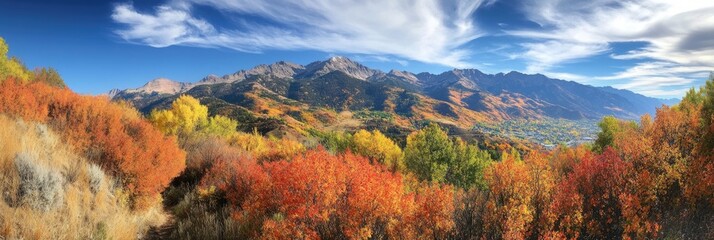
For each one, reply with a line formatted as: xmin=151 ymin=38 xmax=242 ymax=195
xmin=3 ymin=77 xmax=714 ymax=239
xmin=2 ymin=32 xmax=714 ymax=238
xmin=0 ymin=80 xmax=185 ymax=209
xmin=150 ymin=95 xmax=238 ymax=139
xmin=201 ymin=149 xmax=455 ymax=239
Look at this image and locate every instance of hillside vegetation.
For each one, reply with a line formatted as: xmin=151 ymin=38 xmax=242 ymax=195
xmin=112 ymin=56 xmax=677 ymax=146
xmin=0 ymin=37 xmax=183 ymax=239
xmin=1 ymin=37 xmax=713 ymax=239
xmin=0 ymin=115 xmax=167 ymax=239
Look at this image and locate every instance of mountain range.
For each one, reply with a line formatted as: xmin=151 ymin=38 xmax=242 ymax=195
xmin=109 ymin=56 xmax=678 ymax=137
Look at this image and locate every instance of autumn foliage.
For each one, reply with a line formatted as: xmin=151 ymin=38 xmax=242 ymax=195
xmin=450 ymin=75 xmax=714 ymax=239
xmin=483 ymin=151 xmax=534 ymax=239
xmin=201 ymin=148 xmax=455 ymax=239
xmin=195 ymin=83 xmax=714 ymax=239
xmin=350 ymin=129 xmax=404 ymax=172
xmin=3 ymin=35 xmax=714 ymax=238
xmin=225 ymin=130 xmax=305 ymax=162
xmin=150 ymin=95 xmax=238 ymax=139
xmin=0 ymin=79 xmax=185 ymax=209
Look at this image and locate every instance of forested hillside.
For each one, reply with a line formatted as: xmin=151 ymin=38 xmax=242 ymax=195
xmin=1 ymin=36 xmax=713 ymax=239
xmin=111 ymin=57 xmax=677 ymax=143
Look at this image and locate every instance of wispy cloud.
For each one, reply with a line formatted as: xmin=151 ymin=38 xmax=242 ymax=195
xmin=111 ymin=0 xmax=714 ymax=97
xmin=520 ymin=41 xmax=609 ymax=73
xmin=112 ymin=4 xmax=216 ymax=48
xmin=348 ymin=55 xmax=409 ymax=67
xmin=112 ymin=0 xmax=494 ymax=68
xmin=509 ymin=0 xmax=714 ymax=97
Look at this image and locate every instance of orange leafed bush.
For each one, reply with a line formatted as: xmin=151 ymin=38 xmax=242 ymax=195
xmin=483 ymin=152 xmax=534 ymax=239
xmin=201 ymin=148 xmax=455 ymax=239
xmin=0 ymin=79 xmax=185 ymax=209
xmin=402 ymin=183 xmax=456 ymax=239
xmin=551 ymin=148 xmax=630 ymax=239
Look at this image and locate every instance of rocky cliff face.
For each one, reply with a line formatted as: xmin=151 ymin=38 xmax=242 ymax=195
xmin=208 ymin=61 xmax=306 ymax=84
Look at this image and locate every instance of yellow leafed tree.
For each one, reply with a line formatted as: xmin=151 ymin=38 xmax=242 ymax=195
xmin=0 ymin=37 xmax=32 ymax=83
xmin=350 ymin=129 xmax=404 ymax=172
xmin=149 ymin=95 xmax=237 ymax=138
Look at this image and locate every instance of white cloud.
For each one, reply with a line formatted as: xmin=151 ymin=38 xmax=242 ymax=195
xmin=521 ymin=41 xmax=609 ymax=73
xmin=539 ymin=71 xmax=591 ymax=83
xmin=111 ymin=0 xmax=714 ymax=98
xmin=510 ymin=0 xmax=714 ymax=97
xmin=349 ymin=55 xmax=409 ymax=67
xmin=632 ymin=88 xmax=690 ymax=98
xmin=112 ymin=0 xmax=493 ymax=68
xmin=112 ymin=4 xmax=215 ymax=47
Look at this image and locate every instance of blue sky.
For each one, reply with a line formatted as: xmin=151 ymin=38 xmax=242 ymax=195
xmin=1 ymin=0 xmax=712 ymax=98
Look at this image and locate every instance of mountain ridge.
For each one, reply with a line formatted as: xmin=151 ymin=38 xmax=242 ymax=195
xmin=110 ymin=56 xmax=678 ymax=128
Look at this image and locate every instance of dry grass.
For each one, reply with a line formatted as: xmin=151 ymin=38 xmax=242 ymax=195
xmin=0 ymin=114 xmax=166 ymax=239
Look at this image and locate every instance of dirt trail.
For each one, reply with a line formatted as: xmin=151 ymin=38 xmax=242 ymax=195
xmin=143 ymin=214 xmax=176 ymax=240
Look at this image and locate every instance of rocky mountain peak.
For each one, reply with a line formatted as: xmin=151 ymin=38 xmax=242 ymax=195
xmin=125 ymin=78 xmax=190 ymax=95
xmin=387 ymin=69 xmax=419 ymax=84
xmin=299 ymin=56 xmax=380 ymax=80
xmin=106 ymin=88 xmax=121 ymax=98
xmin=259 ymin=61 xmax=305 ymax=78
xmin=200 ymin=74 xmax=222 ymax=83
xmin=208 ymin=61 xmax=306 ymax=84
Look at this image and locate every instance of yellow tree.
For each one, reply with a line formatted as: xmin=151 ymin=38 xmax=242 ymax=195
xmin=149 ymin=95 xmax=237 ymax=138
xmin=204 ymin=115 xmax=239 ymax=137
xmin=0 ymin=37 xmax=32 ymax=83
xmin=350 ymin=129 xmax=404 ymax=172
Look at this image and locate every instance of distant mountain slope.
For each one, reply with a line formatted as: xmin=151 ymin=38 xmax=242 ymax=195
xmin=110 ymin=56 xmax=677 ymax=134
xmin=417 ymin=70 xmax=659 ymax=119
xmin=598 ymin=86 xmax=680 ymax=113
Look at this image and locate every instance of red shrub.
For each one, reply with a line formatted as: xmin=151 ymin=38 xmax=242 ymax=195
xmin=551 ymin=148 xmax=630 ymax=239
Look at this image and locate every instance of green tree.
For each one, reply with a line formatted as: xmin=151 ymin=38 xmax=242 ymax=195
xmin=448 ymin=138 xmax=491 ymax=189
xmin=311 ymin=130 xmax=352 ymax=153
xmin=33 ymin=67 xmax=66 ymax=88
xmin=594 ymin=116 xmax=639 ymax=153
xmin=699 ymin=73 xmax=714 ymax=152
xmin=701 ymin=73 xmax=714 ymax=125
xmin=405 ymin=123 xmax=491 ymax=189
xmin=405 ymin=123 xmax=454 ymax=183
xmin=594 ymin=116 xmax=620 ymax=153
xmin=204 ymin=115 xmax=239 ymax=137
xmin=682 ymin=87 xmax=704 ymax=106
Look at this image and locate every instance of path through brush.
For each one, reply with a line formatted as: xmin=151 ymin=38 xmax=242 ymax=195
xmin=143 ymin=214 xmax=176 ymax=240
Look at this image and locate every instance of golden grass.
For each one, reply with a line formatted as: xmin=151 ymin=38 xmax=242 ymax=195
xmin=0 ymin=114 xmax=166 ymax=239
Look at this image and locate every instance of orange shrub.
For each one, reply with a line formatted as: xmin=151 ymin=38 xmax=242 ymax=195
xmin=483 ymin=152 xmax=533 ymax=239
xmin=0 ymin=80 xmax=185 ymax=209
xmin=201 ymin=148 xmax=455 ymax=239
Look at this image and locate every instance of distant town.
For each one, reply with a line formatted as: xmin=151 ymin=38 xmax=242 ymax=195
xmin=473 ymin=118 xmax=600 ymax=149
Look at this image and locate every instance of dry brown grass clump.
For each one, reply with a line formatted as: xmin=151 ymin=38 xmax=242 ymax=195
xmin=0 ymin=115 xmax=166 ymax=239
